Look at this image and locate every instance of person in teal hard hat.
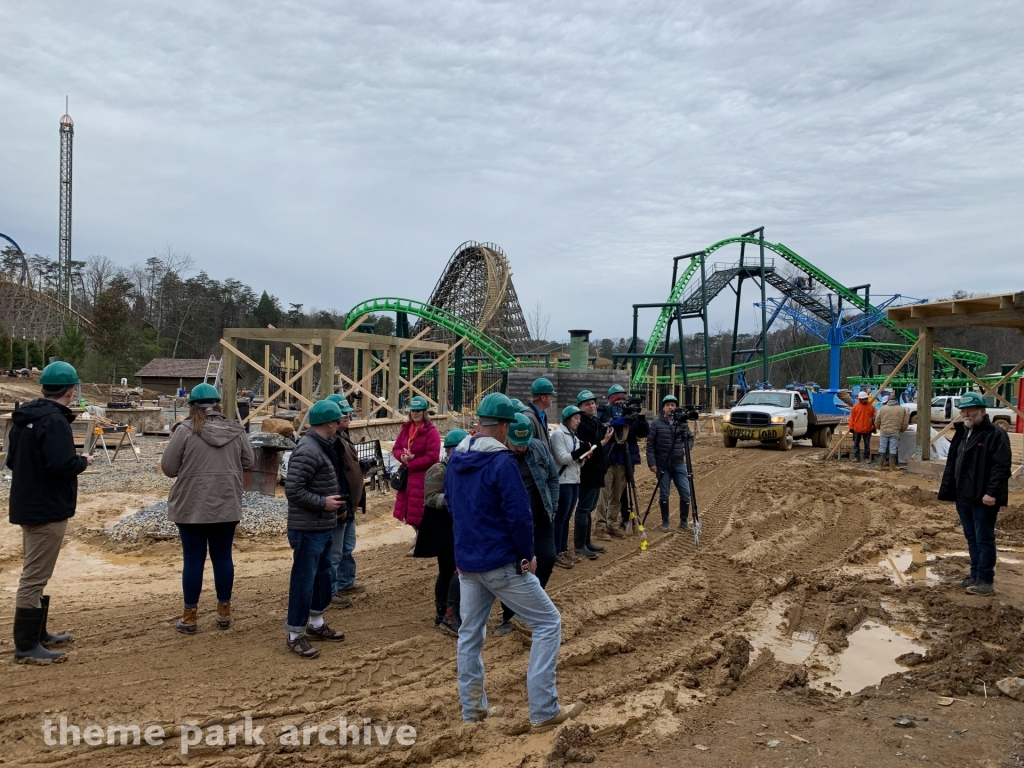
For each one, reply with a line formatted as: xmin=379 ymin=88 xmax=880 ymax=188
xmin=524 ymin=378 xmax=556 ymax=451
xmin=7 ymin=361 xmax=93 ymax=663
xmin=446 ymin=392 xmax=584 ymax=730
xmin=417 ymin=428 xmax=470 ymax=636
xmin=647 ymin=395 xmax=695 ymax=531
xmin=572 ymin=390 xmax=613 ymax=558
xmin=161 ymin=382 xmax=254 ymax=633
xmin=594 ymin=384 xmax=649 ymax=541
xmin=392 ymin=395 xmax=441 ymax=536
xmin=938 ymin=391 xmax=1011 ymax=596
xmin=283 ymin=399 xmax=349 ymax=658
xmin=493 ymin=413 xmax=560 ymax=638
xmin=327 ymin=394 xmax=367 ymax=608
xmin=549 ymin=405 xmax=584 ymax=568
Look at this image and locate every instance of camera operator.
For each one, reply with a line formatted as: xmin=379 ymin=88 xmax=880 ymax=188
xmin=646 ymin=395 xmax=695 ymax=531
xmin=594 ymin=385 xmax=649 ymax=539
xmin=573 ymin=390 xmax=614 ymax=558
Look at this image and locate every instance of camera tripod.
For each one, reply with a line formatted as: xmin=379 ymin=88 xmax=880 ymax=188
xmin=639 ymin=413 xmax=701 ymax=547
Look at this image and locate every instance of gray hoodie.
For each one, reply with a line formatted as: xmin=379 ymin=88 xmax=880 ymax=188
xmin=161 ymin=414 xmax=255 ymax=524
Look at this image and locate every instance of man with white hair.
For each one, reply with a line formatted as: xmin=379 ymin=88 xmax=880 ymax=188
xmin=938 ymin=392 xmax=1011 ymax=596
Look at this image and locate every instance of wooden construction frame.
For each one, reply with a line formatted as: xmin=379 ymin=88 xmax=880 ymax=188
xmin=889 ymin=292 xmax=1024 ymax=461
xmin=219 ymin=324 xmax=453 ymax=424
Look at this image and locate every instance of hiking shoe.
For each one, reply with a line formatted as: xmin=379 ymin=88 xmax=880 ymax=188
xmin=958 ymin=577 xmax=978 ymax=588
xmin=554 ymin=552 xmax=574 ymax=569
xmin=608 ymin=526 xmax=625 ymax=539
xmin=468 ymin=705 xmax=505 ymax=722
xmin=493 ymin=621 xmax=515 ymax=637
xmin=510 ymin=615 xmax=533 ymax=637
xmin=286 ymin=634 xmax=320 ymax=658
xmin=594 ymin=527 xmax=612 ymax=542
xmin=439 ymin=609 xmax=461 ymax=637
xmin=305 ymin=622 xmax=345 ymax=641
xmin=338 ymin=582 xmax=366 ymax=594
xmin=571 ymin=551 xmax=584 ymax=563
xmin=331 ymin=594 xmax=352 ymax=607
xmin=966 ymin=582 xmax=994 ymax=596
xmin=531 ymin=702 xmax=586 ymax=732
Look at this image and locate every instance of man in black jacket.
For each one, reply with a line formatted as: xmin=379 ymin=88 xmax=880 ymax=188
xmin=8 ymin=361 xmax=93 ymax=663
xmin=938 ymin=392 xmax=1011 ymax=596
xmin=284 ymin=399 xmax=348 ymax=658
xmin=573 ymin=391 xmax=613 ymax=558
xmin=646 ymin=395 xmax=695 ymax=531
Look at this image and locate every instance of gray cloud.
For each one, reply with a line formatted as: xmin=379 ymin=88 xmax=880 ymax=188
xmin=1 ymin=0 xmax=1021 ymax=342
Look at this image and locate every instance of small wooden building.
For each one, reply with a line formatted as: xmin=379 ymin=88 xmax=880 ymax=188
xmin=134 ymin=358 xmax=214 ymax=396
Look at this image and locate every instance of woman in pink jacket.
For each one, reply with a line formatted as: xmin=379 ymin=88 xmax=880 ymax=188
xmin=392 ymin=397 xmax=441 ymax=530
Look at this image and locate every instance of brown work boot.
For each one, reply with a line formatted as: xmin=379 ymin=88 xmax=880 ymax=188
xmin=554 ymin=552 xmax=574 ymax=569
xmin=608 ymin=526 xmax=625 ymax=539
xmin=570 ymin=549 xmax=584 ymax=563
xmin=175 ymin=607 xmax=198 ymax=634
xmin=594 ymin=526 xmax=612 ymax=541
xmin=216 ymin=602 xmax=231 ymax=630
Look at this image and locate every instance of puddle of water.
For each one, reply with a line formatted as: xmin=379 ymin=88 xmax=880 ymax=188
xmin=748 ymin=598 xmax=819 ymax=666
xmin=850 ymin=544 xmax=939 ymax=585
xmin=810 ymin=621 xmax=926 ymax=694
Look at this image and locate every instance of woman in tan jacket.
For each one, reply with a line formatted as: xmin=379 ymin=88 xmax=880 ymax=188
xmin=161 ymin=384 xmax=254 ymax=633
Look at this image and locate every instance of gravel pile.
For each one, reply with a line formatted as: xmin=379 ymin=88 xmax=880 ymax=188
xmin=106 ymin=491 xmax=288 ymax=542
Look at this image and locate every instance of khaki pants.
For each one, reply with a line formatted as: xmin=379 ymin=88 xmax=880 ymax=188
xmin=596 ymin=464 xmax=628 ymax=529
xmin=17 ymin=520 xmax=68 ymax=609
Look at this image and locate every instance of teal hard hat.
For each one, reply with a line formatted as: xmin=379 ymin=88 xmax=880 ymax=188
xmin=576 ymin=390 xmax=596 ymax=405
xmin=326 ymin=394 xmax=345 ymax=404
xmin=326 ymin=393 xmax=354 ymax=412
xmin=957 ymin=392 xmax=987 ymax=409
xmin=308 ymin=399 xmax=343 ymax=425
xmin=443 ymin=428 xmax=469 ymax=448
xmin=39 ymin=361 xmax=80 ymax=387
xmin=188 ymin=383 xmax=221 ymax=404
xmin=561 ymin=405 xmax=582 ymax=421
xmin=508 ymin=413 xmax=534 ymax=446
xmin=530 ymin=377 xmax=556 ymax=395
xmin=477 ymin=392 xmax=517 ymax=422
xmin=510 ymin=398 xmax=523 ymax=410
xmin=662 ymin=394 xmax=679 ymax=404
xmin=408 ymin=396 xmax=430 ymax=411
xmin=608 ymin=384 xmax=627 ymax=396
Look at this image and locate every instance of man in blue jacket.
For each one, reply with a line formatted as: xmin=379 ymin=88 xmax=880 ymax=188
xmin=447 ymin=393 xmax=584 ymax=731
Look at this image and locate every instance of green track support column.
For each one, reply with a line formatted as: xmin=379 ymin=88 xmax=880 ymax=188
xmin=759 ymin=229 xmax=768 ymax=383
xmin=700 ymin=254 xmax=712 ymax=391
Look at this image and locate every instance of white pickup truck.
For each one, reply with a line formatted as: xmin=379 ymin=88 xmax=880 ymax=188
xmin=902 ymin=395 xmax=1016 ymax=431
xmin=722 ymin=390 xmax=844 ymax=451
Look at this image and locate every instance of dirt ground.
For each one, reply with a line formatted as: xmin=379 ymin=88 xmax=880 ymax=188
xmin=2 ymin=433 xmax=1024 ymax=768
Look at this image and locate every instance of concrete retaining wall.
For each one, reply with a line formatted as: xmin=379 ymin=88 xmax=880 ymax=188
xmin=506 ymin=368 xmax=630 ymax=424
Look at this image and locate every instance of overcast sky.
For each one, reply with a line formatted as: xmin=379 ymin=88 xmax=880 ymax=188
xmin=2 ymin=1 xmax=1022 ymax=343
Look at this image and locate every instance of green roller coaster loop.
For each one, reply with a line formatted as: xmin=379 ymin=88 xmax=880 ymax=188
xmin=344 ymin=297 xmax=518 ymax=368
xmin=632 ymin=237 xmax=986 ymax=388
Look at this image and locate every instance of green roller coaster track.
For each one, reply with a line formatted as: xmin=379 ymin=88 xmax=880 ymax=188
xmin=633 ymin=237 xmax=986 ymax=388
xmin=344 ymin=297 xmax=518 ymax=368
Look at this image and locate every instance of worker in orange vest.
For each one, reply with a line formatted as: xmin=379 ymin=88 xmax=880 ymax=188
xmin=848 ymin=391 xmax=876 ymax=463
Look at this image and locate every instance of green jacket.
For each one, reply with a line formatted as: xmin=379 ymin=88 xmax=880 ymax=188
xmin=424 ymin=458 xmax=448 ymax=509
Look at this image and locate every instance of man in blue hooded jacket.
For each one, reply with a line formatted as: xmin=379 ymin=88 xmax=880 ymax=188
xmin=446 ymin=393 xmax=584 ymax=731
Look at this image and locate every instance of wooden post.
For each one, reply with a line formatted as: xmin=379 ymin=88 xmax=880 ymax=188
xmin=437 ymin=352 xmax=449 ymax=414
xmin=651 ymin=364 xmax=659 ymax=412
xmin=222 ymin=336 xmax=238 ymax=420
xmin=263 ymin=344 xmax=271 ymax=399
xmin=388 ymin=344 xmax=400 ymax=412
xmin=917 ymin=327 xmax=934 ymax=461
xmin=321 ymin=336 xmax=335 ymax=397
xmin=301 ymin=344 xmax=315 ymax=401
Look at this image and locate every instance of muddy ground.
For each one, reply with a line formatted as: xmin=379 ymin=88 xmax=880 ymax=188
xmin=2 ymin=434 xmax=1024 ymax=767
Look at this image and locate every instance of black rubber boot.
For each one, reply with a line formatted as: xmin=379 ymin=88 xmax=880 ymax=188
xmin=13 ymin=607 xmax=65 ymax=664
xmin=573 ymin=516 xmax=597 ymax=560
xmin=659 ymin=500 xmax=670 ymax=531
xmin=585 ymin=517 xmax=605 ymax=553
xmin=679 ymin=500 xmax=691 ymax=529
xmin=40 ymin=595 xmax=72 ymax=647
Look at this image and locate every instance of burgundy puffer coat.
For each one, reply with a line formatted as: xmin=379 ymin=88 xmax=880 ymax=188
xmin=392 ymin=419 xmax=441 ymax=527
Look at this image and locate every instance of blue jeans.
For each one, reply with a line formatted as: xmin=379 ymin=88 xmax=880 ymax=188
xmin=458 ymin=563 xmax=562 ymax=724
xmin=852 ymin=432 xmax=871 ymax=459
xmin=956 ymin=500 xmax=998 ymax=584
xmin=554 ymin=484 xmax=579 ymax=554
xmin=176 ymin=522 xmax=237 ymax=608
xmin=329 ymin=517 xmax=357 ymax=593
xmin=285 ymin=529 xmax=334 ymax=632
xmin=656 ymin=464 xmax=691 ymax=504
xmin=878 ymin=433 xmax=899 ymax=456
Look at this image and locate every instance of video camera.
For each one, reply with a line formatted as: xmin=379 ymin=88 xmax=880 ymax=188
xmin=673 ymin=405 xmax=700 ymax=423
xmin=599 ymin=395 xmax=646 ymax=429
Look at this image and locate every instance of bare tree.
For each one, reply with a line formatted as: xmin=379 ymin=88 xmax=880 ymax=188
xmin=526 ymin=300 xmax=550 ymax=345
xmin=83 ymin=255 xmax=116 ymax=309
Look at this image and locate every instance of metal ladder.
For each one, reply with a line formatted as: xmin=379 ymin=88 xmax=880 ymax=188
xmin=204 ymin=356 xmax=223 ymax=390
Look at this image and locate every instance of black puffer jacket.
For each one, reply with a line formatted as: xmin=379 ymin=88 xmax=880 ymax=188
xmin=646 ymin=414 xmax=694 ymax=469
xmin=576 ymin=412 xmax=609 ymax=490
xmin=8 ymin=398 xmax=89 ymax=525
xmin=938 ymin=416 xmax=1011 ymax=508
xmin=285 ymin=430 xmax=340 ymax=531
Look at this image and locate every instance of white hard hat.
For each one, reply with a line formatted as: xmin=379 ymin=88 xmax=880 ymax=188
xmin=857 ymin=391 xmax=869 ymax=400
